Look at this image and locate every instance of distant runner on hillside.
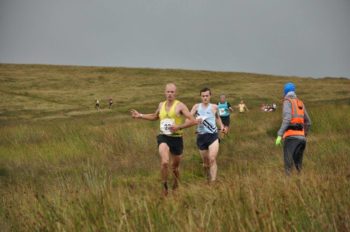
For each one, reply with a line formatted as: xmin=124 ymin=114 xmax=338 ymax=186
xmin=108 ymin=97 xmax=113 ymax=109
xmin=217 ymin=94 xmax=233 ymax=135
xmin=275 ymin=82 xmax=312 ymax=175
xmin=130 ymin=83 xmax=197 ymax=196
xmin=191 ymin=88 xmax=226 ymax=183
xmin=95 ymin=99 xmax=100 ymax=110
xmin=238 ymin=100 xmax=249 ymax=113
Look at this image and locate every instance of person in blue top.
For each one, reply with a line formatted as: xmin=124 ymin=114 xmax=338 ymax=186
xmin=190 ymin=88 xmax=226 ymax=182
xmin=217 ymin=94 xmax=234 ymax=135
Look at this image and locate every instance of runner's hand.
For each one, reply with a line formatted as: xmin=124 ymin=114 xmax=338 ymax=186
xmin=170 ymin=125 xmax=180 ymax=132
xmin=130 ymin=109 xmax=140 ymax=119
xmin=195 ymin=118 xmax=203 ymax=124
xmin=221 ymin=127 xmax=227 ymax=134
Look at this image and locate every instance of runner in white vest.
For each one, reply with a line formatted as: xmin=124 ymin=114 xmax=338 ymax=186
xmin=190 ymin=87 xmax=226 ymax=182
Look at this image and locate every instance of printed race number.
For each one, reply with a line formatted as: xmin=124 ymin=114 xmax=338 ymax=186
xmin=160 ymin=118 xmax=175 ymax=135
xmin=219 ymin=108 xmax=226 ymax=116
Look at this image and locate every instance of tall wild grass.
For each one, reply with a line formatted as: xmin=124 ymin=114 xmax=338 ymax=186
xmin=0 ymin=64 xmax=349 ymax=231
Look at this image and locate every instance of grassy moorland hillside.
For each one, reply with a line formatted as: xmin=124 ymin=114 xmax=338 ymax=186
xmin=0 ymin=64 xmax=349 ymax=231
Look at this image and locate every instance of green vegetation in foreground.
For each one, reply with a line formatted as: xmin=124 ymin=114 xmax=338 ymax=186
xmin=0 ymin=64 xmax=350 ymax=231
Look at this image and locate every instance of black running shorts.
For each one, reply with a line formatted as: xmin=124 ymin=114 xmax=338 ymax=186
xmin=196 ymin=133 xmax=219 ymax=150
xmin=220 ymin=116 xmax=230 ymax=127
xmin=157 ymin=135 xmax=184 ymax=155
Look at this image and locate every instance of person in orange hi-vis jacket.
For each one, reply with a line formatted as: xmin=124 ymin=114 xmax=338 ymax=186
xmin=275 ymin=82 xmax=312 ymax=175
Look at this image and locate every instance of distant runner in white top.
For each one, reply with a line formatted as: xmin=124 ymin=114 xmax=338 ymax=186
xmin=95 ymin=99 xmax=100 ymax=110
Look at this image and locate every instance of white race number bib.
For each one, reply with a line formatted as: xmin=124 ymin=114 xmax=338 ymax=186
xmin=219 ymin=108 xmax=226 ymax=116
xmin=160 ymin=118 xmax=175 ymax=135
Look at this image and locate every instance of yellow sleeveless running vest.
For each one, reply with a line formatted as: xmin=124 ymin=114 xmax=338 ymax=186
xmin=159 ymin=100 xmax=184 ymax=137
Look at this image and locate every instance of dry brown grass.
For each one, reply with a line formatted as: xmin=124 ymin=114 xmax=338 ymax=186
xmin=0 ymin=64 xmax=349 ymax=231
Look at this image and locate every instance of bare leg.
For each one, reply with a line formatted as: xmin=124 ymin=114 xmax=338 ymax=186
xmin=159 ymin=143 xmax=170 ymax=196
xmin=171 ymin=154 xmax=182 ymax=190
xmin=199 ymin=150 xmax=210 ymax=181
xmin=208 ymin=139 xmax=219 ymax=182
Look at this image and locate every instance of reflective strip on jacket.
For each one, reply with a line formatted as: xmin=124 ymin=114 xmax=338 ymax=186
xmin=283 ymin=98 xmax=305 ymax=139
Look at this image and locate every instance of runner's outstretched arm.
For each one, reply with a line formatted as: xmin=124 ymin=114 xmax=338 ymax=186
xmin=130 ymin=103 xmax=161 ymax=121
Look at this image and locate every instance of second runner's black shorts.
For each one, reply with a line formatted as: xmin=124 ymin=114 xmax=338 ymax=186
xmin=157 ymin=135 xmax=183 ymax=155
xmin=196 ymin=133 xmax=219 ymax=150
xmin=220 ymin=116 xmax=230 ymax=127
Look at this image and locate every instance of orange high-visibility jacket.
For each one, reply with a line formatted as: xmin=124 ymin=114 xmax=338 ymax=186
xmin=283 ymin=98 xmax=305 ymax=139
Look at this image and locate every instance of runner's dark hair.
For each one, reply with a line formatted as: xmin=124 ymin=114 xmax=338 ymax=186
xmin=200 ymin=87 xmax=211 ymax=95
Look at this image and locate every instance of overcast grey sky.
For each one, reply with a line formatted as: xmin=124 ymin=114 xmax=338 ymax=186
xmin=1 ymin=0 xmax=349 ymax=77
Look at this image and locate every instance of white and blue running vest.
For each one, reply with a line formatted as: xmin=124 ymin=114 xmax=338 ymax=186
xmin=196 ymin=103 xmax=217 ymax=134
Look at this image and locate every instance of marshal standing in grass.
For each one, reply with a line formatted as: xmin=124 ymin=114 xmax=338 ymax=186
xmin=190 ymin=88 xmax=226 ymax=182
xmin=130 ymin=83 xmax=197 ymax=196
xmin=275 ymin=82 xmax=311 ymax=175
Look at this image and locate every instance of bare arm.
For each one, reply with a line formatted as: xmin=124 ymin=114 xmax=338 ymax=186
xmin=216 ymin=113 xmax=225 ymax=130
xmin=130 ymin=102 xmax=161 ymax=121
xmin=171 ymin=103 xmax=198 ymax=132
xmin=190 ymin=104 xmax=199 ymax=116
xmin=228 ymin=103 xmax=234 ymax=112
xmin=214 ymin=105 xmax=226 ymax=132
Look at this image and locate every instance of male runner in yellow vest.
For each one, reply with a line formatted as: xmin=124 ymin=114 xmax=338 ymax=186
xmin=131 ymin=83 xmax=197 ymax=196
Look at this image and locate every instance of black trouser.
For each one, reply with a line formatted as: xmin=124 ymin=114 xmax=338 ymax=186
xmin=283 ymin=137 xmax=306 ymax=175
